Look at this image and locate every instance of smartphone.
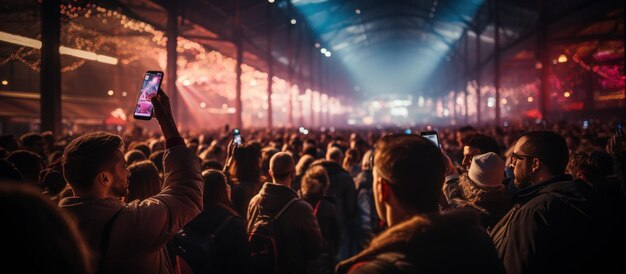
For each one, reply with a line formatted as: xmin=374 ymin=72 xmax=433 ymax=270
xmin=404 ymin=129 xmax=412 ymax=134
xmin=420 ymin=130 xmax=440 ymax=148
xmin=617 ymin=122 xmax=624 ymax=137
xmin=582 ymin=120 xmax=589 ymax=129
xmin=233 ymin=128 xmax=242 ymax=145
xmin=133 ymin=71 xmax=164 ymax=120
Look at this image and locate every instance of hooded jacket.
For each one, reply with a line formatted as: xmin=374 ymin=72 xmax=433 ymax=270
xmin=59 ymin=145 xmax=203 ymax=274
xmin=336 ymin=209 xmax=506 ymax=274
xmin=490 ymin=175 xmax=614 ymax=274
xmin=247 ymin=182 xmax=323 ymax=274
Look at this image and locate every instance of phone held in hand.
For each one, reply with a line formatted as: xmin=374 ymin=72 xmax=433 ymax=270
xmin=233 ymin=128 xmax=242 ymax=145
xmin=617 ymin=122 xmax=624 ymax=138
xmin=420 ymin=130 xmax=440 ymax=148
xmin=133 ymin=71 xmax=164 ymax=120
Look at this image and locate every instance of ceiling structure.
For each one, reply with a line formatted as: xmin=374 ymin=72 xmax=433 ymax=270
xmin=1 ymin=0 xmax=623 ymax=103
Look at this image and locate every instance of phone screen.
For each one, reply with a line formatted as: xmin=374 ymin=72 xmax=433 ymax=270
xmin=233 ymin=129 xmax=242 ymax=145
xmin=420 ymin=131 xmax=440 ymax=148
xmin=617 ymin=123 xmax=624 ymax=137
xmin=134 ymin=71 xmax=163 ymax=120
xmin=583 ymin=120 xmax=589 ymax=129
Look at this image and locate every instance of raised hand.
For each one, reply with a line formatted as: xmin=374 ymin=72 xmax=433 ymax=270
xmin=150 ymin=89 xmax=180 ymax=140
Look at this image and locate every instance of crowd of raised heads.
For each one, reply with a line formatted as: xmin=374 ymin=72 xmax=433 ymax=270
xmin=1 ymin=90 xmax=624 ymax=274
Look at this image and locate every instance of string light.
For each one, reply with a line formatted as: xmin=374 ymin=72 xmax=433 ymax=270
xmin=1 ymin=2 xmax=336 ymax=126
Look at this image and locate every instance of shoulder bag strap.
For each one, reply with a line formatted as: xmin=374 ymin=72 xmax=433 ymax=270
xmin=313 ymin=200 xmax=322 ymax=217
xmin=274 ymin=198 xmax=299 ymax=221
xmin=211 ymin=215 xmax=234 ymax=238
xmin=98 ymin=206 xmax=125 ymax=274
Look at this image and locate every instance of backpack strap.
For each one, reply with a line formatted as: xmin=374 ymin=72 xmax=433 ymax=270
xmin=274 ymin=198 xmax=298 ymax=221
xmin=98 ymin=206 xmax=125 ymax=274
xmin=211 ymin=215 xmax=234 ymax=238
xmin=313 ymin=200 xmax=322 ymax=217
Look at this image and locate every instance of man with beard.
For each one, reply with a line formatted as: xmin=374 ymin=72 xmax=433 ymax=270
xmin=59 ymin=89 xmax=203 ymax=274
xmin=490 ymin=131 xmax=613 ymax=274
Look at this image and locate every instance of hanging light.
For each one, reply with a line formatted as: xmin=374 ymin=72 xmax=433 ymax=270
xmin=557 ymin=54 xmax=568 ymax=63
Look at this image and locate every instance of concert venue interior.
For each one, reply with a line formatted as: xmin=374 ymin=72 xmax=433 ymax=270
xmin=0 ymin=0 xmax=624 ymax=135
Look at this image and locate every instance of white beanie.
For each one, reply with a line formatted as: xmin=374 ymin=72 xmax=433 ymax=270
xmin=468 ymin=152 xmax=505 ymax=188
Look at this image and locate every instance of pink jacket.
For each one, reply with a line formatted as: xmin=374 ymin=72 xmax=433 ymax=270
xmin=60 ymin=145 xmax=203 ymax=274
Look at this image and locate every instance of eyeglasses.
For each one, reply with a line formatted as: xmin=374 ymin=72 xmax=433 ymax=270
xmin=511 ymin=152 xmax=536 ymax=165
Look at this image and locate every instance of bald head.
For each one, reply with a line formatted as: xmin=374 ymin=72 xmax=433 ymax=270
xmin=270 ymin=152 xmax=295 ymax=185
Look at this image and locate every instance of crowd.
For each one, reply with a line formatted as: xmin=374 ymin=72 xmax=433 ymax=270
xmin=1 ymin=88 xmax=625 ymax=274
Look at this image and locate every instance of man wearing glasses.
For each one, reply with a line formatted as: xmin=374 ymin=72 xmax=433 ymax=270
xmin=490 ymin=131 xmax=611 ymax=274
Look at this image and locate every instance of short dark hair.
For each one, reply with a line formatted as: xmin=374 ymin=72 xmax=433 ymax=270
xmin=201 ymin=159 xmax=223 ymax=171
xmin=464 ymin=134 xmax=500 ymax=156
xmin=202 ymin=170 xmax=230 ymax=207
xmin=7 ymin=150 xmax=45 ymax=184
xmin=567 ymin=145 xmax=613 ymax=182
xmin=125 ymin=149 xmax=147 ymax=165
xmin=519 ymin=131 xmax=569 ymax=176
xmin=20 ymin=133 xmax=44 ymax=148
xmin=459 ymin=126 xmax=476 ymax=133
xmin=374 ymin=134 xmax=445 ymax=213
xmin=127 ymin=160 xmax=161 ymax=201
xmin=0 ymin=159 xmax=23 ymax=182
xmin=149 ymin=150 xmax=165 ymax=173
xmin=129 ymin=143 xmax=150 ymax=159
xmin=62 ymin=132 xmax=124 ymax=193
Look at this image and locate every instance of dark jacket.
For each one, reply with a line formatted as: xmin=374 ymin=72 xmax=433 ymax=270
xmin=304 ymin=196 xmax=340 ymax=274
xmin=304 ymin=196 xmax=340 ymax=256
xmin=179 ymin=203 xmax=252 ymax=274
xmin=353 ymin=169 xmax=380 ymax=252
xmin=247 ymin=183 xmax=323 ymax=274
xmin=59 ymin=145 xmax=203 ymax=274
xmin=490 ymin=175 xmax=615 ymax=274
xmin=312 ymin=161 xmax=357 ymax=259
xmin=336 ymin=209 xmax=506 ymax=274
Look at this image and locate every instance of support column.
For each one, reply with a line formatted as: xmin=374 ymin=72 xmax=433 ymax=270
xmin=538 ymin=0 xmax=549 ymax=121
xmin=234 ymin=0 xmax=243 ymax=129
xmin=266 ymin=2 xmax=273 ymax=129
xmin=494 ymin=0 xmax=501 ymax=126
xmin=41 ymin=0 xmax=62 ymax=136
xmin=287 ymin=2 xmax=294 ymax=127
xmin=464 ymin=30 xmax=469 ymax=124
xmin=475 ymin=28 xmax=482 ymax=125
xmin=309 ymin=43 xmax=315 ymax=127
xmin=452 ymin=60 xmax=458 ymax=123
xmin=167 ymin=0 xmax=179 ymax=125
xmin=317 ymin=54 xmax=325 ymax=127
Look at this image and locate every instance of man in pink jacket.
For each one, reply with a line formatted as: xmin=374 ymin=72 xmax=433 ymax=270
xmin=59 ymin=89 xmax=203 ymax=274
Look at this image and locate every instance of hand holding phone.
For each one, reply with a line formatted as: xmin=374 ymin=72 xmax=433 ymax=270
xmin=134 ymin=71 xmax=164 ymax=120
xmin=233 ymin=129 xmax=242 ymax=145
xmin=420 ymin=130 xmax=440 ymax=148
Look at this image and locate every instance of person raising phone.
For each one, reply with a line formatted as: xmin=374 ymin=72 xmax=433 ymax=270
xmin=59 ymin=88 xmax=203 ymax=274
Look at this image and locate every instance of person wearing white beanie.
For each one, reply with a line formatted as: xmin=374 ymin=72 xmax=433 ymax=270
xmin=468 ymin=152 xmax=505 ymax=188
xmin=443 ymin=152 xmax=512 ymax=230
